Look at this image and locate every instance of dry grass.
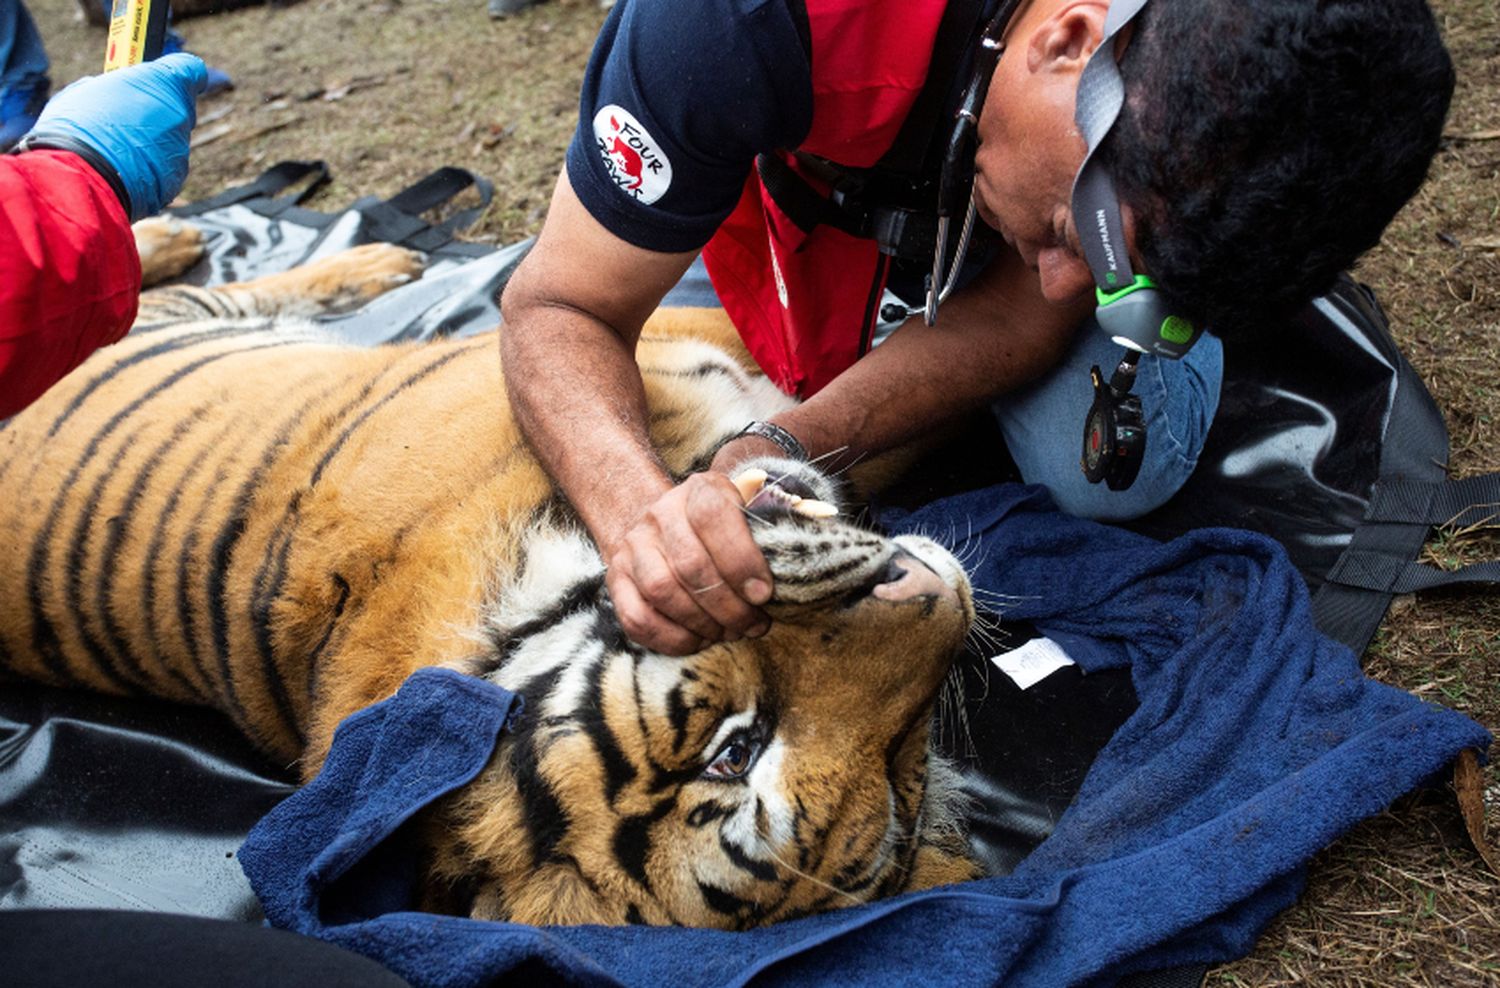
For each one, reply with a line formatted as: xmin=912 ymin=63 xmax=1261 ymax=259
xmin=28 ymin=0 xmax=1500 ymax=982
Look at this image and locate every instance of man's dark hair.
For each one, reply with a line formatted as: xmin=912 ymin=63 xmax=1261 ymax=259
xmin=1102 ymin=0 xmax=1455 ymax=338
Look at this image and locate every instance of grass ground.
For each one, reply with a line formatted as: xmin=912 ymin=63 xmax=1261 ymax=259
xmin=29 ymin=0 xmax=1500 ymax=982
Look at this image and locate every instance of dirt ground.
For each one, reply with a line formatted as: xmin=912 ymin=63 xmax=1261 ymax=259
xmin=28 ymin=0 xmax=1500 ymax=982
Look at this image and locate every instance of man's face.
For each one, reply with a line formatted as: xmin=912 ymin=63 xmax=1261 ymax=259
xmin=970 ymin=0 xmax=1139 ymax=305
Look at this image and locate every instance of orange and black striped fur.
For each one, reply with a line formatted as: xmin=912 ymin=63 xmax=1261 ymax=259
xmin=0 ymin=218 xmax=980 ymax=928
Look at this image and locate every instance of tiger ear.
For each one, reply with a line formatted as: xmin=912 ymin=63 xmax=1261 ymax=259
xmin=478 ymin=863 xmax=619 ymax=927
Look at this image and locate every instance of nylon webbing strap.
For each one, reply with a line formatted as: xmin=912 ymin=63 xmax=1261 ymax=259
xmin=1326 ymin=550 xmax=1500 ymax=593
xmin=170 ymin=160 xmax=330 ymax=217
xmin=1364 ymin=474 xmax=1500 ymax=528
xmin=1315 ymin=473 xmax=1500 ymax=651
xmin=1321 ymin=474 xmax=1500 ymax=596
xmin=755 ymin=153 xmax=860 ymax=237
xmin=362 ymin=167 xmax=495 ymax=252
xmin=385 ymin=167 xmax=493 ymax=220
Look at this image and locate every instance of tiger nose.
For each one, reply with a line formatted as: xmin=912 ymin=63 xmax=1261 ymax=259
xmin=870 ymin=549 xmax=957 ymax=606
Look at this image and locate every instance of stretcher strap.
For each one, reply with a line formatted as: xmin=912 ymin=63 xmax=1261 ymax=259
xmin=170 ymin=160 xmax=330 ymax=217
xmin=361 ymin=167 xmax=494 ymax=252
xmin=1315 ymin=473 xmax=1500 ymax=653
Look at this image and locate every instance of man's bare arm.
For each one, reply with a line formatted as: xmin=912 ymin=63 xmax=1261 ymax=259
xmin=505 ymin=174 xmax=1091 ymax=655
xmin=500 ymin=173 xmax=774 ymax=654
xmin=712 ymin=247 xmax=1093 ymax=474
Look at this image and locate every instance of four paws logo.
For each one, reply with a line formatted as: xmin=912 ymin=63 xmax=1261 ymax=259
xmin=593 ymin=105 xmax=673 ymax=205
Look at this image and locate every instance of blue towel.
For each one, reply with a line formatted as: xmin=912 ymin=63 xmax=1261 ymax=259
xmin=239 ymin=483 xmax=1490 ymax=988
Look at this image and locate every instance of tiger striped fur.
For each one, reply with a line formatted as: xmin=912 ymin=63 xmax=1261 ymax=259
xmin=0 ymin=219 xmax=980 ymax=929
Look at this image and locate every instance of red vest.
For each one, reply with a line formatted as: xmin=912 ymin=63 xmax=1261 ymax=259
xmin=700 ymin=0 xmax=950 ymax=398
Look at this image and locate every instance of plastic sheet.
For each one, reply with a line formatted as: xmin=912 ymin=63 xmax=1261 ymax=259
xmin=0 ymin=687 xmax=292 ymax=918
xmin=0 ymin=167 xmax=1445 ymax=969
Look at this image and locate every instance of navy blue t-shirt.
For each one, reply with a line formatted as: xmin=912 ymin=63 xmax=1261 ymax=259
xmin=565 ymin=0 xmax=815 ymax=254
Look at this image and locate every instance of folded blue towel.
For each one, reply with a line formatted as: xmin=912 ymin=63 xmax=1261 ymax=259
xmin=239 ymin=483 xmax=1490 ymax=987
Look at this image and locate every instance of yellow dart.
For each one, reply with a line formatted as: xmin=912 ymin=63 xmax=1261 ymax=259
xmin=103 ymin=0 xmax=169 ymax=72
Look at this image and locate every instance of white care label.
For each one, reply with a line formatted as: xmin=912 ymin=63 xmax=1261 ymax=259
xmin=990 ymin=637 xmax=1077 ymax=690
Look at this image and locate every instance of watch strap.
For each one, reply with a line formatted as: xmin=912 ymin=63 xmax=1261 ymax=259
xmin=735 ymin=421 xmax=808 ymax=461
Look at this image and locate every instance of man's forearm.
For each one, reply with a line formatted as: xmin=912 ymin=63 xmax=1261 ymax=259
xmin=498 ymin=171 xmax=701 ymax=554
xmin=764 ymin=250 xmax=1091 ymax=467
xmin=500 ymin=304 xmax=672 ymax=553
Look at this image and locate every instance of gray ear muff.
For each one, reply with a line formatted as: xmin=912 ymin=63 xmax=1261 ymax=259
xmin=1095 ymin=282 xmax=1202 ymax=358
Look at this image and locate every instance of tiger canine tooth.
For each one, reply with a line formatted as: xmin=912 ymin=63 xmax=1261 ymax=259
xmin=731 ymin=468 xmax=770 ymax=503
xmin=792 ymin=499 xmax=838 ymax=519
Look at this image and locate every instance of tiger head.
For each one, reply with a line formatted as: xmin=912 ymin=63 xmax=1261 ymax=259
xmin=430 ymin=458 xmax=979 ymax=929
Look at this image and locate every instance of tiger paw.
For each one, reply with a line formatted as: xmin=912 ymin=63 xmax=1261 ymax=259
xmin=133 ymin=217 xmax=206 ymax=288
xmin=285 ymin=243 xmax=427 ymax=312
xmin=235 ymin=243 xmax=427 ymax=316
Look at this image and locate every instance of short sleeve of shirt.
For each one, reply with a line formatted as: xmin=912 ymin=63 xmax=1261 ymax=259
xmin=566 ymin=0 xmax=814 ymax=254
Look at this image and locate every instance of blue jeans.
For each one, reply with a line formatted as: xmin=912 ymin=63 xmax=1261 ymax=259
xmin=0 ymin=1 xmax=48 ymax=91
xmin=992 ymin=320 xmax=1223 ymax=521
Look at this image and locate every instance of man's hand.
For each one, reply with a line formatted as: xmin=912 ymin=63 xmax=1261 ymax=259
xmin=603 ymin=470 xmax=773 ymax=656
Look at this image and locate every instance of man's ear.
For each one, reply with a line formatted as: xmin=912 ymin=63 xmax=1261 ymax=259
xmin=1026 ymin=0 xmax=1110 ymax=74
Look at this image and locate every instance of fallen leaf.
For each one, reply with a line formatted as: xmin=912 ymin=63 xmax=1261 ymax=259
xmin=481 ymin=122 xmax=517 ymax=149
xmin=189 ymin=122 xmax=235 ymax=148
xmin=1446 ymin=128 xmax=1500 ymax=142
xmin=198 ymin=104 xmax=235 ymax=126
xmin=233 ymin=115 xmax=305 ymax=144
xmin=322 ymin=73 xmax=395 ymax=102
xmin=1453 ymin=749 xmax=1499 ymax=876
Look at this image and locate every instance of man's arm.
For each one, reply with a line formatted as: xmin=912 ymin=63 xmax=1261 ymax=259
xmin=711 ymin=247 xmax=1093 ymax=476
xmin=501 ymin=172 xmax=777 ymax=655
xmin=0 ymin=55 xmax=207 ymax=419
xmin=506 ymin=176 xmax=1090 ymax=655
xmin=0 ymin=151 xmax=141 ymax=419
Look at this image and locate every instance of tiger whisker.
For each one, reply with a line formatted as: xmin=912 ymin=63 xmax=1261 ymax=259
xmin=805 ymin=445 xmax=851 ymax=470
xmin=768 ymin=846 xmax=863 ymax=907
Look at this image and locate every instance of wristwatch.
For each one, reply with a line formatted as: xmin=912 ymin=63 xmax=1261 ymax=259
xmin=734 ymin=421 xmax=808 ymax=461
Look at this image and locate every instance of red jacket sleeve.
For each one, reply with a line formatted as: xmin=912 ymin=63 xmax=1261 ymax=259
xmin=0 ymin=150 xmax=142 ymax=420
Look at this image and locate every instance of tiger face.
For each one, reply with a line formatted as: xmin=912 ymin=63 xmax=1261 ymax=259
xmin=433 ymin=459 xmax=979 ymax=928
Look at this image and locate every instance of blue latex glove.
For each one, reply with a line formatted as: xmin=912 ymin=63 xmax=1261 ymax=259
xmin=23 ymin=53 xmax=208 ymax=221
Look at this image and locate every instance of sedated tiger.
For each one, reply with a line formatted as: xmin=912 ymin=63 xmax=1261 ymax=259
xmin=0 ymin=218 xmax=981 ymax=929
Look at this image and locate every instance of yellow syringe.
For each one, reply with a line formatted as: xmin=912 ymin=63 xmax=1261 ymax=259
xmin=104 ymin=0 xmax=170 ymax=72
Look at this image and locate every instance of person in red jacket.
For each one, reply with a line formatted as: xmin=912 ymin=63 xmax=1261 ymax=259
xmin=1 ymin=54 xmax=207 ymax=420
xmin=499 ymin=0 xmax=1455 ymax=655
